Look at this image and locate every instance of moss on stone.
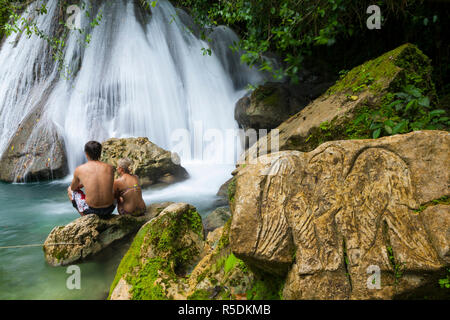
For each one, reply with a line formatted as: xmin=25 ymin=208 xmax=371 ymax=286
xmin=227 ymin=178 xmax=236 ymax=205
xmin=414 ymin=196 xmax=450 ymax=213
xmin=187 ymin=289 xmax=210 ymax=300
xmin=108 ymin=206 xmax=203 ymax=300
xmin=245 ymin=271 xmax=285 ymax=300
xmin=108 ymin=222 xmax=151 ymax=299
xmin=217 ymin=219 xmax=231 ymax=250
xmin=326 ymin=44 xmax=432 ymax=97
xmin=54 ymin=247 xmax=68 ymax=263
xmin=224 ymin=253 xmax=239 ymax=274
xmin=290 ymin=44 xmax=439 ymax=152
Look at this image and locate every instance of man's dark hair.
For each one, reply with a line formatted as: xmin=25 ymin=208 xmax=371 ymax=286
xmin=84 ymin=141 xmax=102 ymax=161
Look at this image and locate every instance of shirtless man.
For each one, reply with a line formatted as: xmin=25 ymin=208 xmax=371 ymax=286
xmin=67 ymin=141 xmax=116 ymax=217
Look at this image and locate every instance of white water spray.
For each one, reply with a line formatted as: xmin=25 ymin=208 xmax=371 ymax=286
xmin=0 ymin=0 xmax=263 ymax=199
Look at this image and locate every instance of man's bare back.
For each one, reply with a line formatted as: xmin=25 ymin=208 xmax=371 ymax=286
xmin=70 ymin=161 xmax=115 ymax=208
xmin=68 ymin=141 xmax=116 ymax=216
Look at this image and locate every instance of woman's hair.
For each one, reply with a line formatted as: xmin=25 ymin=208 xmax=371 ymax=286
xmin=117 ymin=158 xmax=133 ymax=174
xmin=84 ymin=141 xmax=102 ymax=161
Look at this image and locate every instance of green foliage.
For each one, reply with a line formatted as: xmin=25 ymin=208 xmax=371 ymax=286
xmin=438 ymin=269 xmax=450 ymax=289
xmin=173 ymin=0 xmax=438 ymax=83
xmin=386 ymin=245 xmax=406 ymax=284
xmin=359 ymin=85 xmax=449 ymax=139
xmin=0 ymin=0 xmax=104 ymax=78
xmin=246 ymin=272 xmax=284 ymax=300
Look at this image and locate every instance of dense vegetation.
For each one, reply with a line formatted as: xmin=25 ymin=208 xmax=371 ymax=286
xmin=173 ymin=1 xmax=449 ymax=96
xmin=1 ymin=0 xmax=449 ymax=124
xmin=173 ymin=0 xmax=449 ymax=136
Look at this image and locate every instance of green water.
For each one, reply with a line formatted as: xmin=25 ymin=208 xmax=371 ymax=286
xmin=0 ymin=182 xmax=130 ymax=300
xmin=0 ymin=166 xmax=227 ymax=300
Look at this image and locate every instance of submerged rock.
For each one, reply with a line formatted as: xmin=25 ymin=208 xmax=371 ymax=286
xmin=43 ymin=212 xmax=156 ymax=267
xmin=230 ymin=130 xmax=449 ymax=299
xmin=108 ymin=203 xmax=205 ymax=300
xmin=0 ymin=106 xmax=68 ymax=182
xmin=101 ymin=137 xmax=189 ymax=188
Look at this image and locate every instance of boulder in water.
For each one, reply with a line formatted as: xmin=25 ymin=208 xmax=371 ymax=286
xmin=230 ymin=130 xmax=449 ymax=299
xmin=0 ymin=107 xmax=68 ymax=182
xmin=101 ymin=137 xmax=189 ymax=188
xmin=43 ymin=212 xmax=157 ymax=267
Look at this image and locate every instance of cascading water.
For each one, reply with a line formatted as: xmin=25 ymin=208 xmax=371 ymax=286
xmin=0 ymin=0 xmax=265 ymax=300
xmin=0 ymin=0 xmax=60 ymax=157
xmin=0 ymin=0 xmax=263 ymax=178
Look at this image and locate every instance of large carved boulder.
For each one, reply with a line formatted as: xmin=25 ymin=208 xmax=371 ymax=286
xmin=230 ymin=130 xmax=449 ymax=299
xmin=101 ymin=137 xmax=189 ymax=188
xmin=0 ymin=107 xmax=68 ymax=182
xmin=43 ymin=212 xmax=157 ymax=267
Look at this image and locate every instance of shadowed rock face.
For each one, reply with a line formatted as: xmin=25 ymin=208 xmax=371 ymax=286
xmin=230 ymin=130 xmax=449 ymax=299
xmin=203 ymin=206 xmax=231 ymax=236
xmin=234 ymin=79 xmax=333 ymax=145
xmin=0 ymin=107 xmax=68 ymax=182
xmin=101 ymin=137 xmax=189 ymax=188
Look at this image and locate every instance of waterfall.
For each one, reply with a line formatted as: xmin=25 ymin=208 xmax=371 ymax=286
xmin=0 ymin=0 xmax=263 ymax=180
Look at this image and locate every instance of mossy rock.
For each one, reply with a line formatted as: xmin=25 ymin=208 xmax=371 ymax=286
xmin=244 ymin=43 xmax=440 ymax=161
xmin=101 ymin=137 xmax=189 ymax=188
xmin=186 ymin=219 xmax=285 ymax=300
xmin=108 ymin=203 xmax=205 ymax=300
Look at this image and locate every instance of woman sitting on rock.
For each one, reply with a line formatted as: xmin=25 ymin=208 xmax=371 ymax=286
xmin=113 ymin=158 xmax=147 ymax=217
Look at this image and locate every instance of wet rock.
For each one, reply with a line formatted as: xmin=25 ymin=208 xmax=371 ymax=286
xmin=43 ymin=213 xmax=154 ymax=267
xmin=101 ymin=137 xmax=189 ymax=188
xmin=0 ymin=107 xmax=68 ymax=182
